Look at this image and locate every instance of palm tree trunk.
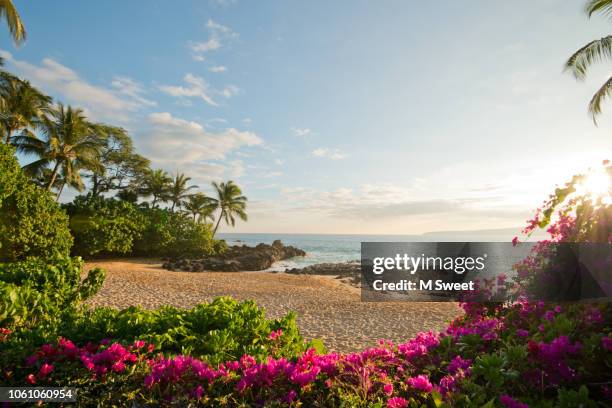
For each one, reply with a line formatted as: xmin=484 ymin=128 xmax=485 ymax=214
xmin=46 ymin=162 xmax=61 ymax=191
xmin=171 ymin=201 xmax=176 ymax=212
xmin=213 ymin=210 xmax=224 ymax=236
xmin=55 ymin=182 xmax=65 ymax=202
xmin=152 ymin=195 xmax=157 ymax=208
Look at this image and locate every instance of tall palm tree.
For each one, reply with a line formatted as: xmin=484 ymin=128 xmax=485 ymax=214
xmin=565 ymin=0 xmax=612 ymax=123
xmin=209 ymin=180 xmax=248 ymax=236
xmin=0 ymin=0 xmax=26 ymax=45
xmin=0 ymin=76 xmax=52 ymax=143
xmin=12 ymin=104 xmax=104 ymax=193
xmin=184 ymin=192 xmax=216 ymax=223
xmin=168 ymin=172 xmax=198 ymax=211
xmin=141 ymin=169 xmax=172 ymax=208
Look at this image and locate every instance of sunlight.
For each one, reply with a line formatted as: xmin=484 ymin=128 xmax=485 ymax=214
xmin=576 ymin=169 xmax=612 ymax=204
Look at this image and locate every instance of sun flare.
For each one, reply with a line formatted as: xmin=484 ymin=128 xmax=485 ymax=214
xmin=576 ymin=169 xmax=612 ymax=203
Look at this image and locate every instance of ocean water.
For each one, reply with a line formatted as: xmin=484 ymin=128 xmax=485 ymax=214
xmin=216 ymin=232 xmax=525 ymax=271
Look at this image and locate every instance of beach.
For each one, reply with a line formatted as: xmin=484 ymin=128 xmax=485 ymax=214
xmin=85 ymin=259 xmax=462 ymax=353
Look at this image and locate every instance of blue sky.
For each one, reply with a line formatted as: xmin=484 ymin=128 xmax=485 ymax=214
xmin=2 ymin=0 xmax=612 ymax=234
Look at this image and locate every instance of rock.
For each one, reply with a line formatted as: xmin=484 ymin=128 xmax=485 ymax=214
xmin=285 ymin=262 xmax=362 ymax=288
xmin=162 ymin=240 xmax=306 ymax=272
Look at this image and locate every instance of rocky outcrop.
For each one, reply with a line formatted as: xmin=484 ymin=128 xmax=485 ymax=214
xmin=163 ymin=240 xmax=306 ymax=272
xmin=285 ymin=261 xmax=361 ymax=288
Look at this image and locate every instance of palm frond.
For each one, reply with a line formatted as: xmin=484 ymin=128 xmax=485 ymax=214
xmin=588 ymin=74 xmax=612 ymax=124
xmin=586 ymin=0 xmax=612 ymax=18
xmin=0 ymin=0 xmax=26 ymax=45
xmin=564 ymin=36 xmax=612 ymax=80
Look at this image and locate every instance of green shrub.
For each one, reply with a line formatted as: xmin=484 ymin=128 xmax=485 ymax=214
xmin=0 ymin=144 xmax=73 ymax=261
xmin=63 ymin=194 xmax=146 ymax=257
xmin=133 ymin=208 xmax=216 ymax=258
xmin=57 ymin=297 xmax=308 ymax=364
xmin=0 ymin=255 xmax=104 ymax=329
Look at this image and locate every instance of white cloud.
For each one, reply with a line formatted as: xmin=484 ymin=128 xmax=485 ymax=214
xmin=160 ymin=74 xmax=240 ymax=106
xmin=0 ymin=50 xmax=154 ymax=122
xmin=159 ymin=73 xmax=218 ymax=106
xmin=144 ymin=112 xmax=262 ymax=165
xmin=111 ymin=76 xmax=156 ymax=107
xmin=291 ymin=127 xmax=312 ymax=137
xmin=189 ymin=19 xmax=237 ymax=61
xmin=311 ymin=147 xmax=346 ymax=160
xmin=209 ymin=65 xmax=227 ymax=73
xmin=219 ymin=85 xmax=239 ymax=98
xmin=242 ymin=117 xmax=252 ymax=124
xmin=274 ymin=158 xmax=285 ymax=165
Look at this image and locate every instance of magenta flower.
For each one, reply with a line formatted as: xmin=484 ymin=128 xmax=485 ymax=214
xmin=387 ymin=397 xmax=408 ymax=408
xmin=406 ymin=374 xmax=433 ymax=392
xmin=383 ymin=383 xmax=394 ymax=396
xmin=268 ymin=329 xmax=283 ymax=341
xmin=602 ymin=336 xmax=612 ymax=352
xmin=500 ymin=394 xmax=529 ymax=408
xmin=39 ymin=363 xmax=54 ymax=378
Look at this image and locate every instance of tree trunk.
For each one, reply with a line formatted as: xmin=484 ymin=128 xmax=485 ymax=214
xmin=55 ymin=182 xmax=65 ymax=202
xmin=213 ymin=210 xmax=224 ymax=236
xmin=152 ymin=195 xmax=157 ymax=208
xmin=46 ymin=162 xmax=61 ymax=191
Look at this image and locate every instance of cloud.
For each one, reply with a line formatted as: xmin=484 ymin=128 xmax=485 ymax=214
xmin=111 ymin=76 xmax=156 ymax=107
xmin=209 ymin=65 xmax=227 ymax=73
xmin=160 ymin=74 xmax=240 ymax=106
xmin=243 ymin=117 xmax=252 ymax=124
xmin=0 ymin=50 xmax=154 ymax=122
xmin=143 ymin=112 xmax=262 ymax=166
xmin=189 ymin=19 xmax=237 ymax=61
xmin=311 ymin=147 xmax=346 ymax=160
xmin=274 ymin=158 xmax=285 ymax=165
xmin=159 ymin=73 xmax=218 ymax=106
xmin=290 ymin=127 xmax=312 ymax=137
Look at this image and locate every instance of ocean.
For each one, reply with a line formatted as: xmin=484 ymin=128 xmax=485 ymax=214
xmin=217 ymin=231 xmax=530 ymax=271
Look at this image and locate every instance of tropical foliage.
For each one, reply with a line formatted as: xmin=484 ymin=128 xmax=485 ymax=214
xmin=210 ymin=181 xmax=248 ymax=236
xmin=566 ymin=0 xmax=612 ymax=122
xmin=0 ymin=0 xmax=26 ymax=45
xmin=0 ymin=143 xmax=72 ymax=262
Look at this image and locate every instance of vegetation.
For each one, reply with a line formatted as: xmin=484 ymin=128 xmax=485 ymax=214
xmin=0 ymin=0 xmax=26 ymax=45
xmin=210 ymin=181 xmax=248 ymax=236
xmin=0 ymin=143 xmax=72 ymax=261
xmin=63 ymin=194 xmax=146 ymax=257
xmin=566 ymin=0 xmax=612 ymax=122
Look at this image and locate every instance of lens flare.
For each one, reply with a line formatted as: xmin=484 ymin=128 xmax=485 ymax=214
xmin=576 ymin=169 xmax=611 ymax=204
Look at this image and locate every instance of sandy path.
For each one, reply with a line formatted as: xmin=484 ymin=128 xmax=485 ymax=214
xmin=85 ymin=259 xmax=462 ymax=353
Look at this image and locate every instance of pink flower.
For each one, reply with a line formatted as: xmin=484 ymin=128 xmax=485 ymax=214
xmin=500 ymin=394 xmax=529 ymax=408
xmin=387 ymin=397 xmax=408 ymax=408
xmin=406 ymin=374 xmax=433 ymax=392
xmin=383 ymin=383 xmax=394 ymax=396
xmin=39 ymin=363 xmax=54 ymax=378
xmin=284 ymin=389 xmax=298 ymax=403
xmin=26 ymin=374 xmax=36 ymax=385
xmin=268 ymin=329 xmax=283 ymax=341
xmin=512 ymin=236 xmax=519 ymax=246
xmin=602 ymin=336 xmax=612 ymax=351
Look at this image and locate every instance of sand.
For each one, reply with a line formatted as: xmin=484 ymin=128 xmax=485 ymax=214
xmin=84 ymin=259 xmax=462 ymax=353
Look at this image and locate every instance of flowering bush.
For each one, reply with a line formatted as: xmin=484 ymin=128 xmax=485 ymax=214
xmin=1 ymin=164 xmax=610 ymax=406
xmin=1 ymin=299 xmax=608 ymax=406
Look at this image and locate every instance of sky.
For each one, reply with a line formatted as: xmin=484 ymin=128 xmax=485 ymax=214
xmin=2 ymin=0 xmax=612 ymax=235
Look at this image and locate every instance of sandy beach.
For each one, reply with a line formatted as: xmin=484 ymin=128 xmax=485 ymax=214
xmin=85 ymin=259 xmax=462 ymax=353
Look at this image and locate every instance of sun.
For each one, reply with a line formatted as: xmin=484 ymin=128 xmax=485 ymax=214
xmin=577 ymin=169 xmax=611 ymax=203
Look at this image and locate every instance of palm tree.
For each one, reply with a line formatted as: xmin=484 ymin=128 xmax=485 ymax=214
xmin=209 ymin=180 xmax=248 ymax=236
xmin=168 ymin=172 xmax=198 ymax=211
xmin=0 ymin=76 xmax=52 ymax=143
xmin=184 ymin=192 xmax=216 ymax=223
xmin=12 ymin=104 xmax=104 ymax=193
xmin=141 ymin=169 xmax=172 ymax=208
xmin=565 ymin=0 xmax=612 ymax=123
xmin=0 ymin=0 xmax=26 ymax=45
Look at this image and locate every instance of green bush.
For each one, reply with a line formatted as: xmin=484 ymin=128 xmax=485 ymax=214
xmin=0 ymin=255 xmax=104 ymax=329
xmin=133 ymin=208 xmax=216 ymax=258
xmin=0 ymin=144 xmax=73 ymax=262
xmin=57 ymin=297 xmax=309 ymax=365
xmin=63 ymin=194 xmax=146 ymax=257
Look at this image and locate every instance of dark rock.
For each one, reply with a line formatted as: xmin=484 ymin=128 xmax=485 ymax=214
xmin=162 ymin=240 xmax=306 ymax=272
